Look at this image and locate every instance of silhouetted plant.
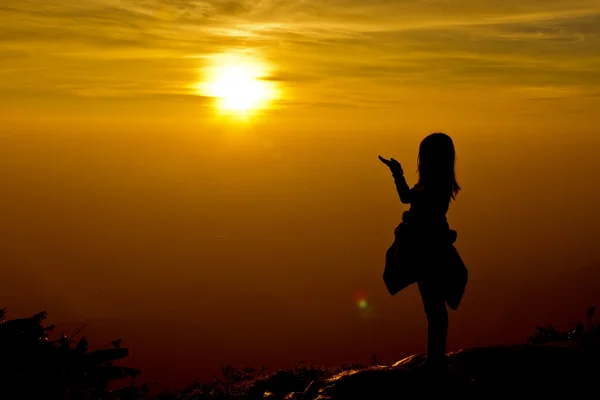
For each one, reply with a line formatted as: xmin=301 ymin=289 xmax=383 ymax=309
xmin=338 ymin=361 xmax=365 ymax=372
xmin=220 ymin=364 xmax=244 ymax=395
xmin=370 ymin=353 xmax=380 ymax=366
xmin=241 ymin=367 xmax=256 ymax=381
xmin=586 ymin=306 xmax=596 ymax=330
xmin=528 ymin=306 xmax=599 ymax=344
xmin=0 ymin=308 xmax=140 ymax=400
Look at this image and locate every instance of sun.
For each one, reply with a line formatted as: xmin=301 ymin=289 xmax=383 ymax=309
xmin=197 ymin=53 xmax=278 ymax=115
xmin=207 ymin=65 xmax=269 ymax=112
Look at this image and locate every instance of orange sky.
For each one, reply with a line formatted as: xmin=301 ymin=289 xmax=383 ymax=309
xmin=1 ymin=0 xmax=600 ymax=390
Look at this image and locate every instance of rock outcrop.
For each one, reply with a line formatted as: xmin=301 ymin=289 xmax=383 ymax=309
xmin=239 ymin=341 xmax=600 ymax=399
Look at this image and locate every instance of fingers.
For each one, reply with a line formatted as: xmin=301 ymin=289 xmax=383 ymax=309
xmin=379 ymin=155 xmax=402 ymax=170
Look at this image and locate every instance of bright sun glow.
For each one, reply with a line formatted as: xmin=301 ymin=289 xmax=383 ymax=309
xmin=198 ymin=53 xmax=278 ymax=115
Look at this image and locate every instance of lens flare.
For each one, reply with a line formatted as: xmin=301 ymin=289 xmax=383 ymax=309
xmin=352 ymin=290 xmax=369 ymax=310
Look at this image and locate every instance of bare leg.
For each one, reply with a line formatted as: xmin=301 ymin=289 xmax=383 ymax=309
xmin=418 ymin=276 xmax=448 ymax=364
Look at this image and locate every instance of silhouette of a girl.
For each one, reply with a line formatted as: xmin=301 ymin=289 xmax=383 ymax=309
xmin=379 ymin=132 xmax=461 ymax=367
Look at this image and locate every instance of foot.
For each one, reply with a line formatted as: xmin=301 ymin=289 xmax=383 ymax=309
xmin=419 ymin=355 xmax=448 ymax=369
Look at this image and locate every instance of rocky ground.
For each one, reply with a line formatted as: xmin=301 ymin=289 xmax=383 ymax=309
xmin=171 ymin=339 xmax=600 ymax=399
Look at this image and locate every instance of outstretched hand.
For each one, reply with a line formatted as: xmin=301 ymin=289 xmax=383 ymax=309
xmin=378 ymin=155 xmax=402 ymax=173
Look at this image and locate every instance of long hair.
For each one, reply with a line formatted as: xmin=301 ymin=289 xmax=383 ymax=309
xmin=416 ymin=133 xmax=461 ymax=200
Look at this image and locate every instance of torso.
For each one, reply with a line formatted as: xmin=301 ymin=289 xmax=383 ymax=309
xmin=404 ymin=185 xmax=450 ymax=230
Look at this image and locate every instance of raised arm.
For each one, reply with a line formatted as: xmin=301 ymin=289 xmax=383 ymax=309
xmin=379 ymin=155 xmax=412 ymax=204
xmin=393 ymin=170 xmax=412 ymax=204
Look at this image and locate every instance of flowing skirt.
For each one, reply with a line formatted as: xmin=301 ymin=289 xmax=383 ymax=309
xmin=383 ymin=223 xmax=468 ymax=310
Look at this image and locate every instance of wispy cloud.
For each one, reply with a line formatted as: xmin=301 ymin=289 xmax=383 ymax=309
xmin=1 ymin=0 xmax=599 ymax=105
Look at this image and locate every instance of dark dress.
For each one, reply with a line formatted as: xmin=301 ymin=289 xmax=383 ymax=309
xmin=392 ymin=168 xmax=457 ymax=361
